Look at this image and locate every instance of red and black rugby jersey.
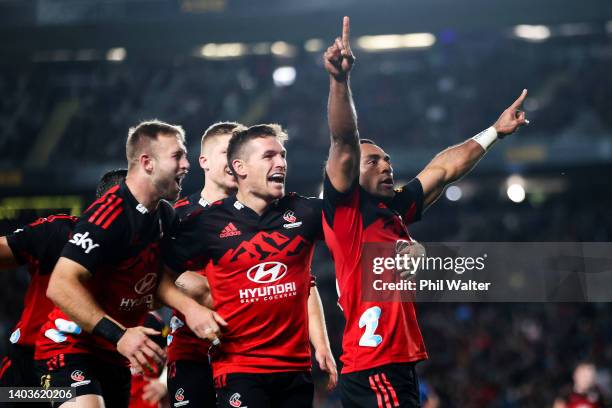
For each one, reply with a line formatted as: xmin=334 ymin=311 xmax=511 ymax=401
xmin=167 ymin=191 xmax=211 ymax=363
xmin=5 ymin=215 xmax=78 ymax=348
xmin=163 ymin=194 xmax=321 ymax=377
xmin=322 ymin=172 xmax=428 ymax=374
xmin=36 ymin=181 xmax=174 ymax=366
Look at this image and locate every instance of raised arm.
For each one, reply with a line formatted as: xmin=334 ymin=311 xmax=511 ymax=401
xmin=308 ymin=286 xmax=337 ymax=390
xmin=324 ymin=16 xmax=360 ymax=193
xmin=417 ymin=89 xmax=529 ymax=208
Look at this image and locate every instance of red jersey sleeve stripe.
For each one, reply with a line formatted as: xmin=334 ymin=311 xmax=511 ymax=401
xmin=404 ymin=202 xmax=417 ymax=223
xmin=0 ymin=357 xmax=11 ymax=379
xmin=174 ymin=198 xmax=189 ymax=208
xmin=93 ymin=197 xmax=124 ymax=227
xmin=101 ymin=207 xmax=124 ymax=229
xmin=88 ymin=195 xmax=118 ymax=224
xmin=84 ymin=185 xmax=121 ymax=213
xmin=48 ymin=215 xmax=78 ymax=222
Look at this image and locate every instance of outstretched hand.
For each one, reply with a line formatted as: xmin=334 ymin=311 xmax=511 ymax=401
xmin=493 ymin=89 xmax=530 ymax=137
xmin=323 ymin=16 xmax=355 ymax=81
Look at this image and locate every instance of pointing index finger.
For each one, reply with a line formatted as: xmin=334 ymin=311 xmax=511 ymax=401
xmin=342 ymin=16 xmax=350 ymax=48
xmin=511 ymin=89 xmax=528 ymax=109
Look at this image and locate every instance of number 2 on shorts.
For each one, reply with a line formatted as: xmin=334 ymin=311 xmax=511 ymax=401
xmin=358 ymin=306 xmax=382 ymax=347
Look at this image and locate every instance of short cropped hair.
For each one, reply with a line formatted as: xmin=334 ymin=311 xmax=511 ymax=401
xmin=126 ymin=120 xmax=185 ymax=168
xmin=201 ymin=122 xmax=246 ymax=154
xmin=360 ymin=139 xmax=376 ymax=145
xmin=227 ymin=124 xmax=288 ymax=176
xmin=96 ymin=169 xmax=127 ymax=198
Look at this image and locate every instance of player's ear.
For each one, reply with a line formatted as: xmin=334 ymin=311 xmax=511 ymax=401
xmin=199 ymin=154 xmax=209 ymax=172
xmin=232 ymin=158 xmax=247 ymax=178
xmin=140 ymin=153 xmax=154 ymax=173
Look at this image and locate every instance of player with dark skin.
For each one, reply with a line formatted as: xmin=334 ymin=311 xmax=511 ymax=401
xmin=325 ymin=18 xmax=528 ymax=208
xmin=323 ymin=17 xmax=529 ymax=408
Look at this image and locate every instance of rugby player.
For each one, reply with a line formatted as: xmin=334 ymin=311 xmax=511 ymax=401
xmin=553 ymin=362 xmax=605 ymax=408
xmin=322 ymin=17 xmax=529 ymax=407
xmin=167 ymin=121 xmax=337 ymax=407
xmin=0 ymin=169 xmax=126 ymax=394
xmin=35 ymin=120 xmax=222 ymax=408
xmin=166 ymin=121 xmax=246 ymax=408
xmin=164 ymin=124 xmax=337 ymax=408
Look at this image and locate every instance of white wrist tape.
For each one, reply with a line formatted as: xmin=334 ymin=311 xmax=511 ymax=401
xmin=471 ymin=126 xmax=498 ymax=151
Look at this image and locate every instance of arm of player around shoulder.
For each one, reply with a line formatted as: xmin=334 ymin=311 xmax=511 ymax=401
xmin=174 ymin=271 xmax=212 ymax=308
xmin=159 ymin=266 xmax=227 ymax=343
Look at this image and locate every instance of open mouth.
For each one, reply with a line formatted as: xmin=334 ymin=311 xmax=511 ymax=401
xmin=380 ymin=177 xmax=394 ymax=188
xmin=268 ymin=173 xmax=286 ymax=185
xmin=175 ymin=173 xmax=187 ymax=188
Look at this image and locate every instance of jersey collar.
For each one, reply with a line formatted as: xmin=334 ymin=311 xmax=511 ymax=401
xmin=121 ymin=181 xmax=155 ymax=217
xmin=227 ymin=195 xmax=281 ymax=220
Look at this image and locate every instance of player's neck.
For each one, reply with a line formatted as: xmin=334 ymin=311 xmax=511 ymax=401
xmin=200 ymin=183 xmax=234 ymax=205
xmin=125 ymin=175 xmax=159 ymax=213
xmin=235 ymin=190 xmax=272 ymax=216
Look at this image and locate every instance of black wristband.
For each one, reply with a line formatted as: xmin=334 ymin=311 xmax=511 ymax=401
xmin=93 ymin=317 xmax=126 ymax=344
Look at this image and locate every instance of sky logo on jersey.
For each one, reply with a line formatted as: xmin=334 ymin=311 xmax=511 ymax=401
xmin=69 ymin=231 xmax=100 ymax=254
xmin=220 ymin=222 xmax=242 ymax=238
xmin=247 ymin=262 xmax=287 ymax=284
xmin=229 ymin=393 xmax=243 ymax=407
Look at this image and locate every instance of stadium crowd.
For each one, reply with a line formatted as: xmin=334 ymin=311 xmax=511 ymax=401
xmin=0 ymin=30 xmax=611 ymax=168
